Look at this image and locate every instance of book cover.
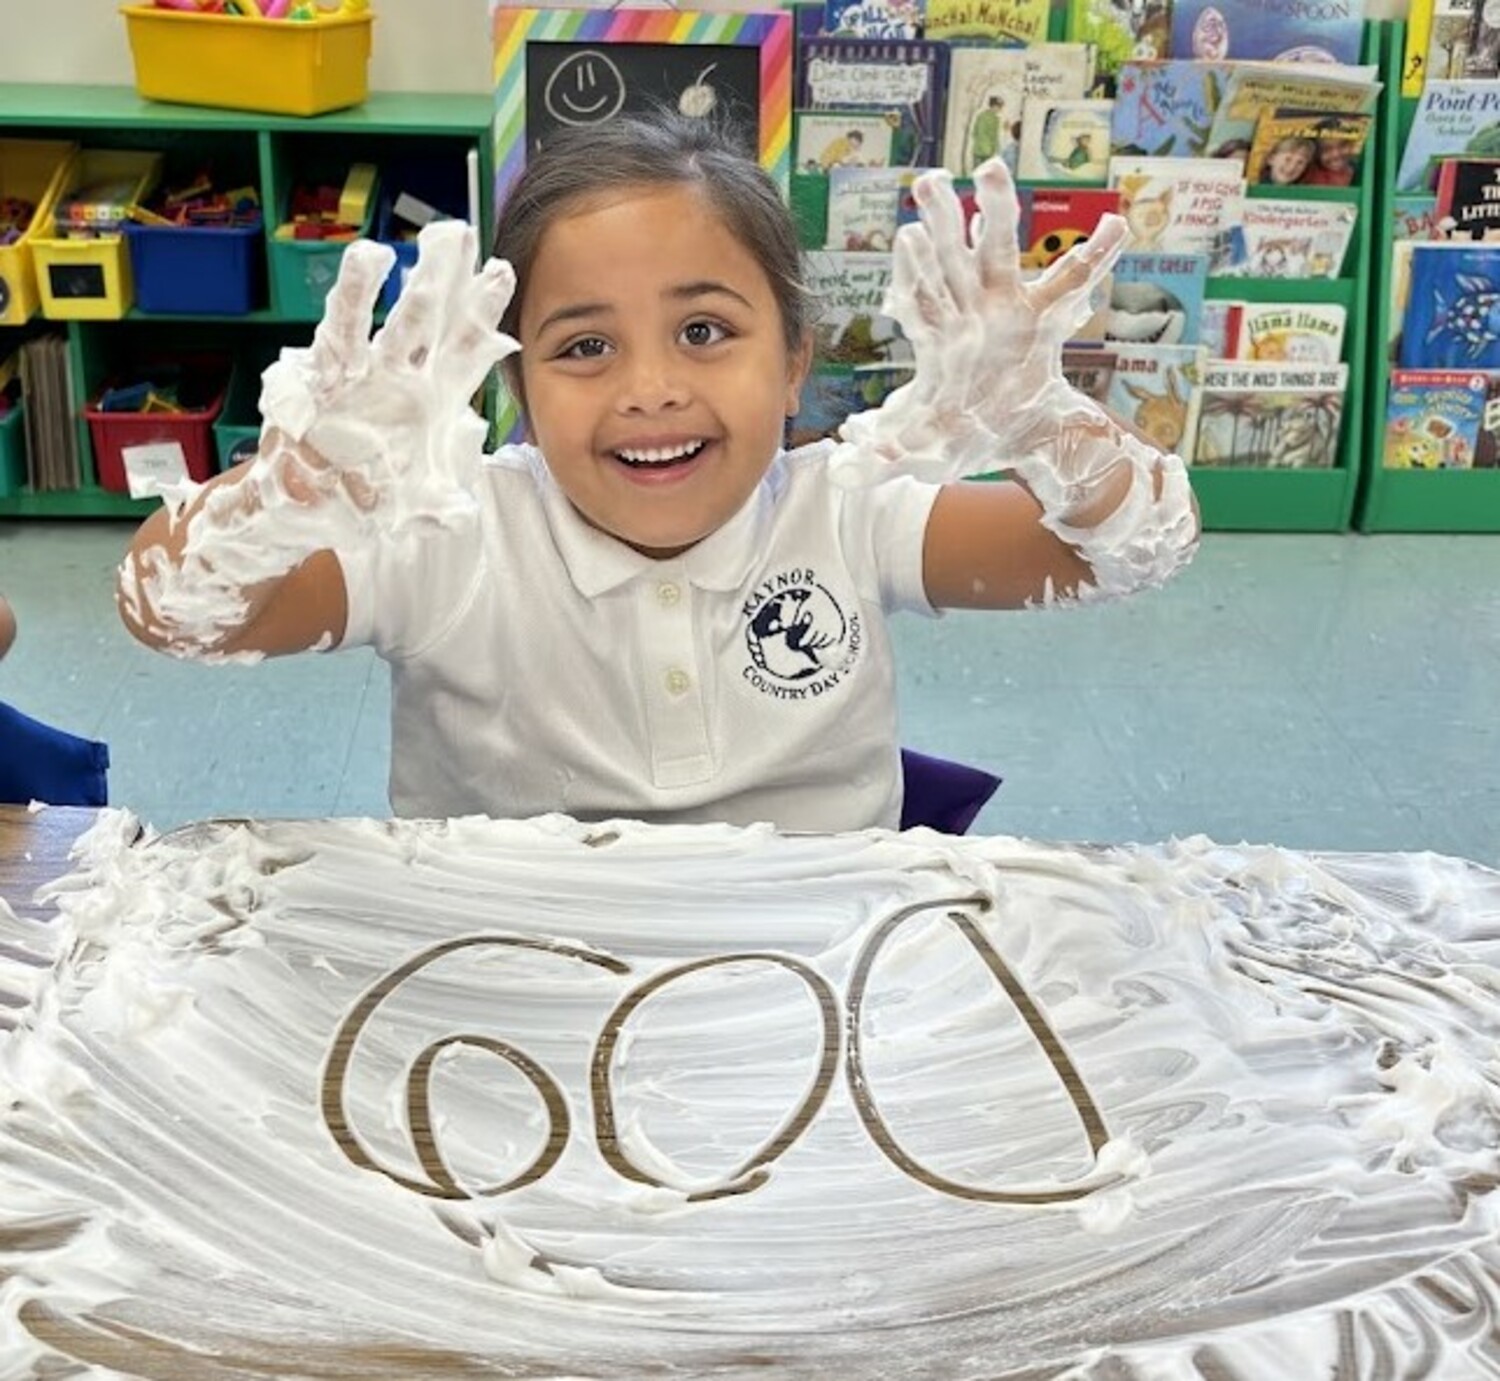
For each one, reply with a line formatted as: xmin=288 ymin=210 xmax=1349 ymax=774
xmin=1200 ymin=298 xmax=1243 ymax=356
xmin=824 ymin=0 xmax=925 ymax=40
xmin=1203 ymin=62 xmax=1380 ymax=161
xmin=1396 ymin=79 xmax=1500 ymax=192
xmin=1383 ymin=367 xmax=1490 ymax=468
xmin=1246 ymin=109 xmax=1373 ymax=187
xmin=1468 ymin=370 xmax=1500 ymax=465
xmin=1063 ymin=0 xmax=1171 ymax=85
xmin=1108 ymin=155 xmax=1245 ymax=256
xmin=825 ymin=166 xmax=905 ymax=249
xmin=1061 ymin=345 xmax=1118 ymax=401
xmin=1021 ymin=187 xmax=1122 ymax=266
xmin=941 ymin=45 xmax=1094 ymax=176
xmin=1399 ymin=242 xmax=1500 ymax=368
xmin=799 ymin=39 xmax=951 ymax=167
xmin=1235 ymin=302 xmax=1347 ymax=362
xmin=1192 ymin=361 xmax=1348 ymax=467
xmin=803 ymin=250 xmax=912 ymax=365
xmin=1434 ymin=157 xmax=1500 ymax=240
xmin=788 ymin=362 xmax=914 ymax=448
xmin=924 ymin=0 xmax=1050 ymax=43
xmin=795 ymin=111 xmax=902 ymax=171
xmin=1464 ymin=0 xmax=1500 ymax=75
xmin=1110 ymin=60 xmax=1229 ymax=159
xmin=1403 ymin=0 xmax=1437 ymax=96
xmin=1425 ymin=0 xmax=1477 ymax=81
xmin=1393 ymin=192 xmax=1442 ymax=241
xmin=1214 ymin=198 xmax=1358 ymax=278
xmin=1105 ymin=250 xmax=1209 ymax=345
xmin=1171 ymin=0 xmax=1366 ymax=65
xmin=1017 ymin=98 xmax=1113 ymax=182
xmin=1389 ymin=239 xmax=1419 ymax=347
xmin=1104 ymin=342 xmax=1207 ymax=459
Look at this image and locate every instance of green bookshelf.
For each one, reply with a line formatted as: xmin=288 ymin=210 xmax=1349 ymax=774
xmin=0 ymin=85 xmax=494 ymax=519
xmin=1354 ymin=21 xmax=1500 ymax=532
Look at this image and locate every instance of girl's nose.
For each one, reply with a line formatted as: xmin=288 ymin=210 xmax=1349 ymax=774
xmin=616 ymin=348 xmax=689 ymax=413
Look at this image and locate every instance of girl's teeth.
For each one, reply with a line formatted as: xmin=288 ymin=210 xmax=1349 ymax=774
xmin=617 ymin=441 xmax=705 ymax=465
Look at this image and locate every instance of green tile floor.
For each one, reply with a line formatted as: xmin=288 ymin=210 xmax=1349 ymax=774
xmin=2 ymin=521 xmax=1496 ymax=866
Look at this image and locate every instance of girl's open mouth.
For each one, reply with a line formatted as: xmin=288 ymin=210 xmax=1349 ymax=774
xmin=612 ymin=439 xmax=709 ymax=471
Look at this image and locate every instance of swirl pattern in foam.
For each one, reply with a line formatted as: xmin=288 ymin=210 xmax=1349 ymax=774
xmin=1 ymin=814 xmax=1498 ymax=1378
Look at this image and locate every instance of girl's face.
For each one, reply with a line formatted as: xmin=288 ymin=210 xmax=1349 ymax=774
xmin=518 ymin=184 xmax=811 ymax=559
xmin=1268 ymin=141 xmax=1311 ymax=184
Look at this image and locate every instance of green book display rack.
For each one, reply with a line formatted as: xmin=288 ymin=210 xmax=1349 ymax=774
xmin=1354 ymin=21 xmax=1500 ymax=532
xmin=0 ymin=85 xmax=493 ymax=519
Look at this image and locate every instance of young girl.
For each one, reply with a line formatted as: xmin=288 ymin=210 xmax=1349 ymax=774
xmin=118 ymin=113 xmax=1197 ymax=833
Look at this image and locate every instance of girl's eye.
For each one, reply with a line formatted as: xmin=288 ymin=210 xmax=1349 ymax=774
xmin=561 ymin=336 xmax=611 ymax=360
xmin=680 ymin=320 xmax=729 ymax=347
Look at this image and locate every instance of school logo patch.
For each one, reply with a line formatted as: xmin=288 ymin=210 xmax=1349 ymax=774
xmin=742 ymin=568 xmax=861 ymax=701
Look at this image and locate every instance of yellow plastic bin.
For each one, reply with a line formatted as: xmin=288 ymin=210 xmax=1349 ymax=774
xmin=0 ymin=139 xmax=78 ymax=327
xmin=31 ymin=150 xmax=163 ymax=321
xmin=121 ymin=5 xmax=374 ymax=117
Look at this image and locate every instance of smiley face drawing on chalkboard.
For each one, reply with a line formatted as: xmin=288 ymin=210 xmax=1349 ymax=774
xmin=544 ymin=50 xmax=627 ymax=127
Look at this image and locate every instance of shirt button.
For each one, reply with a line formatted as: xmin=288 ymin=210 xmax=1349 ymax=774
xmin=665 ymin=668 xmax=692 ymax=696
xmin=657 ymin=581 xmax=681 ymax=607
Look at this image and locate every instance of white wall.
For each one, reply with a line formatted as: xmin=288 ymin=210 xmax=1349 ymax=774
xmin=0 ymin=0 xmax=494 ymax=93
xmin=0 ymin=0 xmax=1405 ymax=93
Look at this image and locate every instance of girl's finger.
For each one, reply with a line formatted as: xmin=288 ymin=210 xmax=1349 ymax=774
xmin=435 ymin=259 xmax=521 ymax=398
xmin=910 ymin=168 xmax=978 ymax=313
xmin=375 ymin=221 xmax=479 ymax=372
xmin=892 ymin=223 xmax=959 ymax=331
xmin=972 ymin=157 xmax=1024 ymax=294
xmin=1031 ymin=213 xmax=1129 ymax=315
xmin=306 ymin=240 xmax=394 ymax=391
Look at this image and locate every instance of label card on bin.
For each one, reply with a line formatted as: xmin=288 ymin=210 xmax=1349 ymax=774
xmin=122 ymin=441 xmax=189 ymax=499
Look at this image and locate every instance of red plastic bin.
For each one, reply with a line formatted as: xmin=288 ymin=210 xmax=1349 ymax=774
xmin=85 ymin=359 xmax=228 ymax=494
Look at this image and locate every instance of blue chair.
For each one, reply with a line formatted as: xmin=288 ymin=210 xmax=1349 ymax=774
xmin=0 ymin=701 xmax=110 ymax=807
xmin=899 ymin=749 xmax=1001 ymax=835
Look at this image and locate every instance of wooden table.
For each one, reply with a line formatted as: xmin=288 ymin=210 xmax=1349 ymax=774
xmin=0 ymin=803 xmax=106 ymax=924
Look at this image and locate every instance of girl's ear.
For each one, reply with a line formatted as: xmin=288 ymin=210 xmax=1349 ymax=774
xmin=784 ymin=329 xmax=815 ymax=418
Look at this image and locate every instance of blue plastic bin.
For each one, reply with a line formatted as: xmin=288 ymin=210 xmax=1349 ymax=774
xmin=123 ymin=214 xmax=265 ymax=315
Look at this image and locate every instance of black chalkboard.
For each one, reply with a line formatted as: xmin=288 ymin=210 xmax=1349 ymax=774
xmin=525 ymin=42 xmax=760 ymax=160
xmin=47 ymin=262 xmax=107 ymax=302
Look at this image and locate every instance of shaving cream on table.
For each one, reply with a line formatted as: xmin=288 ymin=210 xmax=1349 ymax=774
xmin=1 ymin=814 xmax=1497 ymax=1377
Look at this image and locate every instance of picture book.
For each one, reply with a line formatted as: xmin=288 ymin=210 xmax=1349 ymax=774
xmin=1171 ymin=0 xmax=1366 ymax=65
xmin=1234 ymin=302 xmax=1347 ymax=363
xmin=1108 ymin=155 xmax=1245 ymax=256
xmin=1105 ymin=250 xmax=1209 ymax=346
xmin=1393 ymin=192 xmax=1441 ymax=242
xmin=1020 ymin=187 xmax=1122 ymax=267
xmin=1464 ymin=0 xmax=1500 ymax=76
xmin=824 ymin=0 xmax=925 ymax=39
xmin=1061 ymin=345 xmax=1118 ymax=402
xmin=1203 ymin=62 xmax=1380 ymax=161
xmin=787 ymin=362 xmax=914 ymax=448
xmin=1382 ymin=368 xmax=1490 ymax=468
xmin=824 ymin=166 xmax=905 ymax=249
xmin=1389 ymin=239 xmax=1419 ymax=347
xmin=1104 ymin=342 xmax=1207 ymax=460
xmin=1213 ymin=198 xmax=1358 ymax=278
xmin=1396 ymin=79 xmax=1500 ymax=192
xmin=1399 ymin=242 xmax=1500 ymax=369
xmin=1424 ymin=0 xmax=1477 ymax=82
xmin=795 ymin=111 xmax=902 ymax=171
xmin=1434 ymin=157 xmax=1500 ymax=240
xmin=1192 ymin=361 xmax=1348 ymax=468
xmin=1403 ymin=0 xmax=1436 ymax=96
xmin=1199 ymin=299 xmax=1243 ymax=357
xmin=941 ymin=45 xmax=1095 ymax=176
xmin=1062 ymin=0 xmax=1171 ymax=86
xmin=1468 ymin=371 xmax=1500 ymax=465
xmin=1017 ymin=99 xmax=1113 ymax=182
xmin=1110 ymin=61 xmax=1229 ymax=159
xmin=803 ymin=250 xmax=912 ymax=365
xmin=924 ymin=0 xmax=1050 ymax=44
xmin=799 ymin=40 xmax=951 ymax=166
xmin=1246 ymin=109 xmax=1373 ymax=187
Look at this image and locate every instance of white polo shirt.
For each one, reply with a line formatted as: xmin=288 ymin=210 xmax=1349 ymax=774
xmin=336 ymin=441 xmax=941 ymax=832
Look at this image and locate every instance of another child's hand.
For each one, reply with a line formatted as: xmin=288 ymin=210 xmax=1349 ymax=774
xmin=256 ymin=221 xmax=518 ymax=533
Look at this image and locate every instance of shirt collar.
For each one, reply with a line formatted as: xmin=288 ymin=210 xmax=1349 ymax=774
xmin=534 ymin=446 xmax=782 ymax=599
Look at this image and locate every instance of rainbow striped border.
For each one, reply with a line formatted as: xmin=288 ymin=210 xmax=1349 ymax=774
xmin=491 ymin=7 xmax=793 ymax=212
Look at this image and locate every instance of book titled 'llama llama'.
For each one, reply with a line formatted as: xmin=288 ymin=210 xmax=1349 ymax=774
xmin=1110 ymin=60 xmax=1230 ymax=159
xmin=1397 ymin=79 xmax=1500 ymax=191
xmin=1399 ymin=242 xmax=1500 ymax=368
xmin=1235 ymin=302 xmax=1346 ymax=363
xmin=1192 ymin=361 xmax=1348 ymax=468
xmin=1104 ymin=342 xmax=1207 ymax=461
xmin=1383 ymin=368 xmax=1491 ymax=468
xmin=799 ymin=40 xmax=951 ymax=166
xmin=1171 ymin=0 xmax=1367 ymax=65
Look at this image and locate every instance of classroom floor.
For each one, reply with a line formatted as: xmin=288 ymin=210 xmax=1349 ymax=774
xmin=1 ymin=521 xmax=1496 ymax=867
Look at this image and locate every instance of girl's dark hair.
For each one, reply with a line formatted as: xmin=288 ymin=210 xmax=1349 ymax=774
xmin=492 ymin=110 xmax=810 ymax=399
